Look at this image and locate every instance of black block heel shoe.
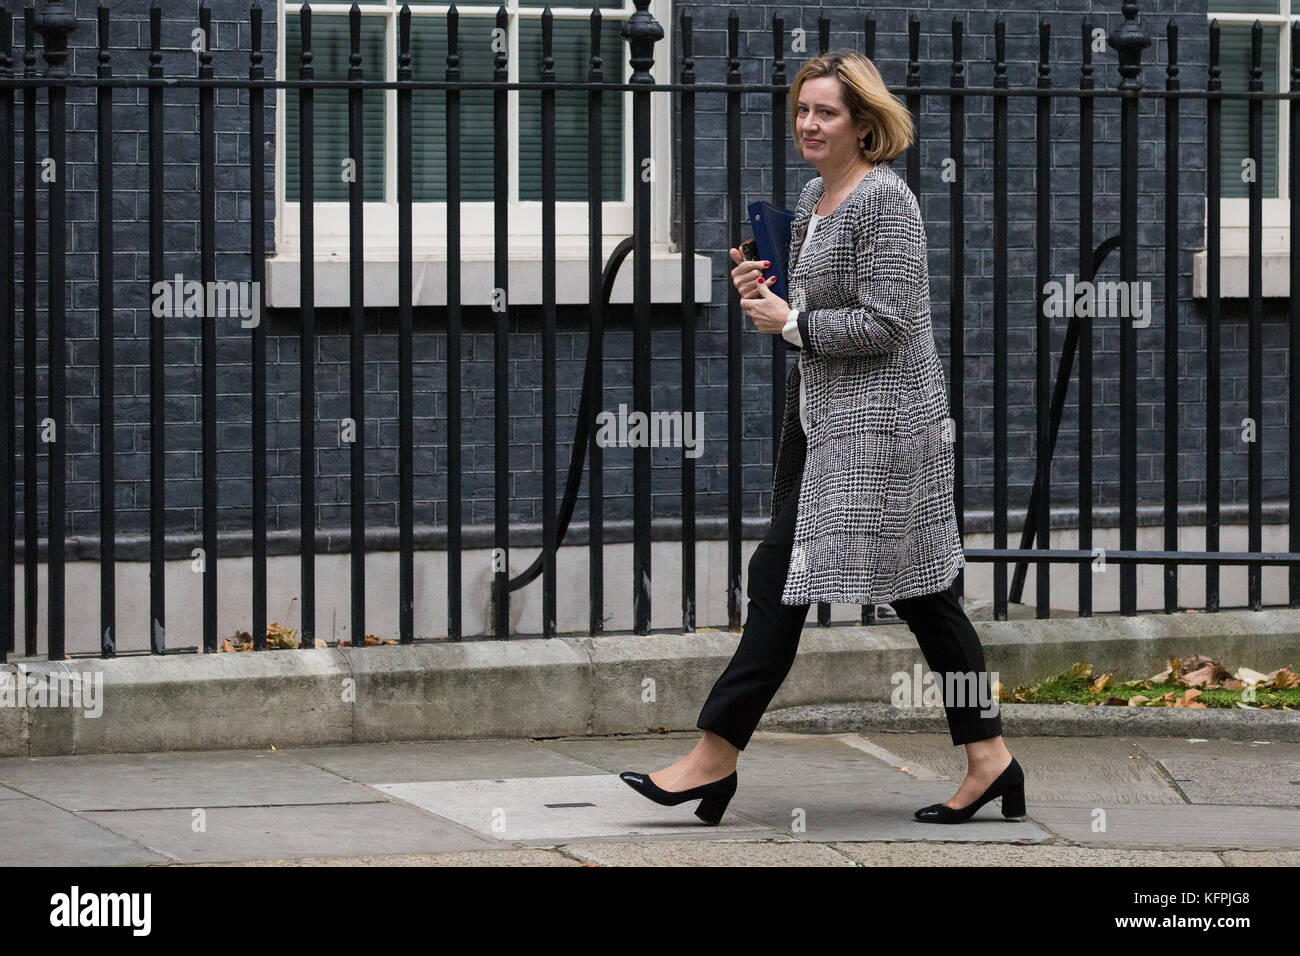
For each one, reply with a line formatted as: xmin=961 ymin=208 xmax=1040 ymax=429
xmin=619 ymin=769 xmax=738 ymax=826
xmin=914 ymin=756 xmax=1026 ymax=824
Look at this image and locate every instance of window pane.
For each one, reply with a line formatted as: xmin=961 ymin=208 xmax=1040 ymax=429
xmin=285 ymin=14 xmax=386 ymax=203
xmin=518 ymin=17 xmax=625 ymax=202
xmin=1217 ymin=24 xmax=1280 ymax=199
xmin=408 ymin=15 xmax=625 ymax=204
xmin=1208 ymin=0 xmax=1280 ymax=14
xmin=518 ymin=0 xmax=627 ymax=7
xmin=410 ymin=16 xmax=498 ymax=202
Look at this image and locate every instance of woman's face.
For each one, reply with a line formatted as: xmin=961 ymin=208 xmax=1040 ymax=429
xmin=795 ymin=75 xmax=868 ymax=171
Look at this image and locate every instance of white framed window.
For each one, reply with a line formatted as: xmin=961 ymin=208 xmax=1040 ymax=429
xmin=270 ymin=0 xmax=679 ymax=266
xmin=1197 ymin=0 xmax=1295 ymax=295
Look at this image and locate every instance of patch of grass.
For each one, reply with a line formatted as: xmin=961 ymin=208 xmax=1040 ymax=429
xmin=1017 ymin=676 xmax=1300 ymax=709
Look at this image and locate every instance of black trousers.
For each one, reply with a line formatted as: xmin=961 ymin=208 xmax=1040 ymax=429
xmin=696 ymin=460 xmax=1004 ymax=751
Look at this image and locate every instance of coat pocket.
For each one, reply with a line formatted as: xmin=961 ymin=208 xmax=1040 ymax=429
xmin=880 ymin=418 xmax=950 ymax=540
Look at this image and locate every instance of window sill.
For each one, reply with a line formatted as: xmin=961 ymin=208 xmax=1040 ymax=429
xmin=1192 ymin=249 xmax=1292 ymax=298
xmin=264 ymin=240 xmax=714 ymax=309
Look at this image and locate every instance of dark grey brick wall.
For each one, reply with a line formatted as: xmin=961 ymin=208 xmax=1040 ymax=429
xmin=7 ymin=0 xmax=1286 ymax=549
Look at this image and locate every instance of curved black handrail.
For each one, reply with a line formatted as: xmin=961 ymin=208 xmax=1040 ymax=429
xmin=1009 ymin=234 xmax=1122 ymax=603
xmin=508 ymin=236 xmax=635 ymax=591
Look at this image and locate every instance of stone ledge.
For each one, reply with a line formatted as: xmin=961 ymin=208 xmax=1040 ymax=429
xmin=1 ymin=607 xmax=1295 ymax=756
xmin=264 ymin=244 xmax=714 ymax=308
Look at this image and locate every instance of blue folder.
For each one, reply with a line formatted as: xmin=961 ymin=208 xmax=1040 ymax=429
xmin=747 ymin=199 xmax=797 ymax=349
xmin=747 ymin=199 xmax=795 ymax=301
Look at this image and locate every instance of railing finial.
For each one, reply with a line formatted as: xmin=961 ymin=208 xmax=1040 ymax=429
xmin=1108 ymin=0 xmax=1151 ymax=88
xmin=621 ymin=0 xmax=662 ymax=84
xmin=34 ymin=0 xmax=77 ymax=78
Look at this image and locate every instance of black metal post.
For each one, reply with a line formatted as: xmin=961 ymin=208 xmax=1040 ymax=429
xmin=992 ymin=20 xmax=1008 ymax=621
xmin=541 ymin=9 xmax=557 ymax=638
xmin=250 ymin=1 xmax=267 ymax=651
xmin=1246 ymin=21 xmax=1263 ymax=611
xmin=348 ymin=4 xmax=366 ymax=646
xmin=397 ymin=4 xmax=413 ymax=644
xmin=0 ymin=10 xmax=12 ymax=663
xmin=492 ymin=5 xmax=509 ymax=639
xmin=299 ymin=4 xmax=317 ymax=648
xmin=198 ymin=1 xmax=218 ymax=653
xmin=724 ymin=8 xmax=740 ymax=631
xmin=35 ymin=0 xmax=76 ymax=661
xmin=1078 ymin=20 xmax=1096 ymax=618
xmin=1108 ymin=1 xmax=1149 ymax=617
xmin=1164 ymin=21 xmax=1181 ymax=613
xmin=947 ymin=17 xmax=967 ymax=607
xmin=445 ymin=7 xmax=463 ymax=642
xmin=680 ymin=9 xmax=695 ymax=633
xmin=96 ymin=3 xmax=115 ymax=657
xmin=625 ymin=0 xmax=661 ymax=635
xmin=147 ymin=3 xmax=165 ymax=654
xmin=1290 ymin=22 xmax=1300 ymax=608
xmin=1034 ymin=20 xmax=1052 ymax=618
xmin=22 ymin=5 xmax=37 ymax=658
xmin=587 ymin=9 xmax=605 ymax=637
xmin=1206 ymin=20 xmax=1221 ymax=613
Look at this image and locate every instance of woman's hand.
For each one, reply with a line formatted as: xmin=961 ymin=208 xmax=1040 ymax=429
xmin=728 ymin=246 xmax=769 ymax=299
xmin=737 ymin=269 xmax=791 ymax=335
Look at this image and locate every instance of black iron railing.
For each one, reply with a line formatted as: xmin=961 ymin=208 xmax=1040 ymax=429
xmin=1 ymin=0 xmax=1299 ymax=661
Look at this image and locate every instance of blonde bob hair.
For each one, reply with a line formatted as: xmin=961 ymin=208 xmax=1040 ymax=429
xmin=789 ymin=51 xmax=913 ymax=165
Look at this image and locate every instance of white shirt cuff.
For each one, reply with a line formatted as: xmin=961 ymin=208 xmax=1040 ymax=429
xmin=781 ymin=309 xmax=803 ymax=348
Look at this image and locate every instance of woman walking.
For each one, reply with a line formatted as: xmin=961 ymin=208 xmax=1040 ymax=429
xmin=620 ymin=51 xmax=1025 ymax=826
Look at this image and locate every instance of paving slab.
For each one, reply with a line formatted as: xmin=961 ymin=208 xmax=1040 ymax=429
xmin=81 ymin=802 xmax=501 ymax=863
xmin=1124 ymin=738 xmax=1300 ymax=807
xmin=831 ymin=842 xmax=1226 ymax=866
xmin=1220 ymin=849 xmax=1300 ymax=866
xmin=562 ymin=840 xmax=859 ymax=866
xmin=1026 ymin=804 xmax=1300 ymax=849
xmin=283 ymin=738 xmax=606 ymax=784
xmin=533 ymin=731 xmax=918 ymax=784
xmin=859 ymin=733 xmax=1187 ymax=805
xmin=0 ymin=697 xmax=21 ymax=758
xmin=373 ymin=774 xmax=776 ymax=842
xmin=0 ymin=797 xmax=169 ymax=866
xmin=179 ymin=849 xmax=585 ymax=866
xmin=0 ymin=750 xmax=379 ymax=812
xmin=560 ymin=841 xmax=1222 ymax=867
xmin=530 ymin=732 xmax=1049 ymax=842
xmin=829 ymin=733 xmax=946 ymax=780
xmin=708 ymin=781 xmax=1051 ymax=842
xmin=174 ymin=842 xmax=1241 ymax=867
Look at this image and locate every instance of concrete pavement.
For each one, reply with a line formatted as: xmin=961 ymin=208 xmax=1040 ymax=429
xmin=0 ymin=729 xmax=1295 ymax=866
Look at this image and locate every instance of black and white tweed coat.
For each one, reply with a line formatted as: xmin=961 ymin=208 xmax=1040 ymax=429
xmin=771 ymin=162 xmax=965 ymax=606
